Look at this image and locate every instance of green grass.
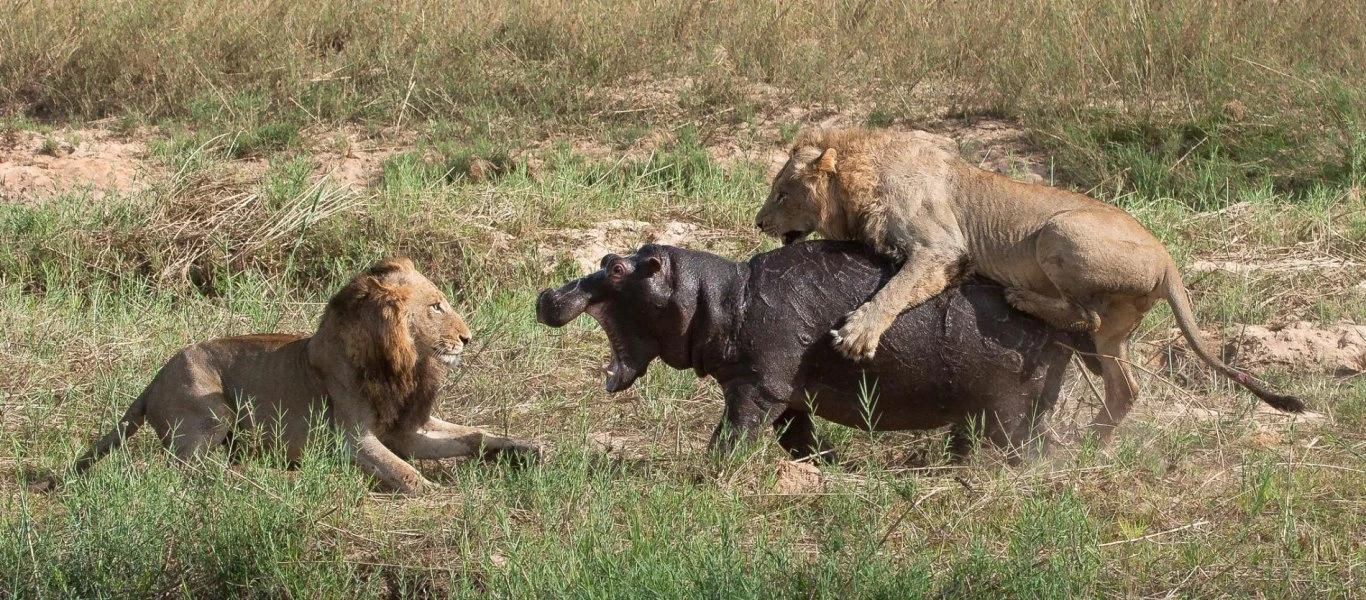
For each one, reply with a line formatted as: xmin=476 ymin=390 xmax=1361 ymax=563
xmin=3 ymin=138 xmax=1365 ymax=596
xmin=3 ymin=2 xmax=1366 ymax=596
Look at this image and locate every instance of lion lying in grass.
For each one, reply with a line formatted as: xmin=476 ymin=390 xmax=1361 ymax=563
xmin=38 ymin=258 xmax=537 ymax=494
xmin=754 ymin=127 xmax=1304 ymax=440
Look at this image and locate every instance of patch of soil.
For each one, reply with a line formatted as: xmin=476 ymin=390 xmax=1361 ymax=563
xmin=924 ymin=118 xmax=1053 ymax=184
xmin=1189 ymin=257 xmax=1357 ymax=276
xmin=1225 ymin=322 xmax=1366 ymax=377
xmin=773 ymin=460 xmax=822 ymax=494
xmin=308 ymin=128 xmax=409 ymax=189
xmin=1156 ymin=321 xmax=1366 ymax=377
xmin=539 ymin=220 xmax=726 ymax=274
xmin=0 ymin=127 xmax=153 ymax=203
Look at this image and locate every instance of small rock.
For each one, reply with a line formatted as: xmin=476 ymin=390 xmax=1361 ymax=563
xmin=588 ymin=431 xmax=630 ymax=455
xmin=1222 ymin=99 xmax=1248 ymax=121
xmin=773 ymin=460 xmax=821 ymax=494
xmin=466 ymin=157 xmax=494 ymax=183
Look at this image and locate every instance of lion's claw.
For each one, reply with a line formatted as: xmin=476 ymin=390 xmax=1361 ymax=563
xmin=831 ymin=309 xmax=882 ymax=361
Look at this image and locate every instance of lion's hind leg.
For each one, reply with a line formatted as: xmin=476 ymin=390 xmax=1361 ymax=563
xmin=148 ymin=391 xmax=233 ymax=464
xmin=1004 ymin=287 xmax=1100 ymax=333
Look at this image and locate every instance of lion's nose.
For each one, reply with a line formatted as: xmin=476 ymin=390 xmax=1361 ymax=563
xmin=459 ymin=333 xmax=471 ymax=345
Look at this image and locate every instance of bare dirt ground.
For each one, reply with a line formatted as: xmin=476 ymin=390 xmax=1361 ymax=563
xmin=0 ymin=108 xmax=1051 ymax=203
xmin=0 ymin=127 xmax=153 ymax=202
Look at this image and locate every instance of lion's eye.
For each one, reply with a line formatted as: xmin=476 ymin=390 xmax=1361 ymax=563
xmin=430 ymin=302 xmax=444 ymax=313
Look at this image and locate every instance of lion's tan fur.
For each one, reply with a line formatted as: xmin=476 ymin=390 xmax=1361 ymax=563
xmin=755 ymin=127 xmax=1304 ymax=439
xmin=46 ymin=258 xmax=536 ymax=494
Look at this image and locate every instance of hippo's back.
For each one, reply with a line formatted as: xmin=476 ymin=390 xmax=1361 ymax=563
xmin=741 ymin=241 xmax=1079 ymax=431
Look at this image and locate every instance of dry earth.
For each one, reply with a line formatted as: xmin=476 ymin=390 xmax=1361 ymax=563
xmin=0 ymin=127 xmax=152 ymax=202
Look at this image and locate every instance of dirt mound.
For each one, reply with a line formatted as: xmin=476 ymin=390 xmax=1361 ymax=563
xmin=772 ymin=460 xmax=822 ymax=494
xmin=1225 ymin=321 xmax=1366 ymax=376
xmin=0 ymin=128 xmax=152 ymax=203
xmin=1158 ymin=321 xmax=1366 ymax=377
xmin=308 ymin=128 xmax=407 ymax=189
xmin=540 ymin=220 xmax=724 ymax=274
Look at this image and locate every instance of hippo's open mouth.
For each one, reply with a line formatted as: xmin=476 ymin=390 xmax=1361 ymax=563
xmin=591 ymin=309 xmax=647 ymax=392
xmin=781 ymin=231 xmax=809 ymax=245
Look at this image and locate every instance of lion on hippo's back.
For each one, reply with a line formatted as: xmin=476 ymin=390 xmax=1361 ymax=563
xmin=754 ymin=127 xmax=1303 ymax=440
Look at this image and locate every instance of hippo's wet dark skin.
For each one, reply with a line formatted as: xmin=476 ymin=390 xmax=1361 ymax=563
xmin=536 ymin=242 xmax=1099 ymax=462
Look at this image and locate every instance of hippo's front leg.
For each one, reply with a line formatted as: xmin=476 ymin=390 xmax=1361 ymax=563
xmin=773 ymin=410 xmax=837 ymax=463
xmin=708 ymin=382 xmax=786 ymax=457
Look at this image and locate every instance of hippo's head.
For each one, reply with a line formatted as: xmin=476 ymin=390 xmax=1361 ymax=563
xmin=536 ymin=245 xmax=680 ymax=392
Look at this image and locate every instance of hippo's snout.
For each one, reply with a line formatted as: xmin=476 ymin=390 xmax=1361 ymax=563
xmin=536 ymin=285 xmax=589 ymax=327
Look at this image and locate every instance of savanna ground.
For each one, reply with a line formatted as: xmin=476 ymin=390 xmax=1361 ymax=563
xmin=2 ymin=1 xmax=1366 ymax=597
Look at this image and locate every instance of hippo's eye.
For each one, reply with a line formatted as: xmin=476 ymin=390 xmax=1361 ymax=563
xmin=776 ymin=193 xmax=788 ymax=204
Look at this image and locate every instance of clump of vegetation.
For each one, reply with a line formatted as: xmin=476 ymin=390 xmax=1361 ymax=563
xmin=1 ymin=0 xmax=1363 ymax=198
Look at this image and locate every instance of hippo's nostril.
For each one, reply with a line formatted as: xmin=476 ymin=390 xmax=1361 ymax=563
xmin=755 ymin=220 xmax=766 ymax=230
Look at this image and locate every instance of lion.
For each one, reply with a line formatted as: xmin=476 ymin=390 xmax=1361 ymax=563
xmin=754 ymin=127 xmax=1305 ymax=440
xmin=37 ymin=258 xmax=538 ymax=494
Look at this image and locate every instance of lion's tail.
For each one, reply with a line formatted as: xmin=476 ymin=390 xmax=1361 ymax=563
xmin=69 ymin=386 xmax=152 ymax=476
xmin=1163 ymin=263 xmax=1305 ymax=413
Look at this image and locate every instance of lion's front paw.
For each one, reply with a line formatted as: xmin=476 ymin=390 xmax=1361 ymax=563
xmin=831 ymin=308 xmax=883 ymax=361
xmin=1003 ymin=287 xmax=1028 ymax=311
xmin=485 ymin=442 xmax=544 ymax=468
xmin=391 ymin=473 xmax=441 ymax=496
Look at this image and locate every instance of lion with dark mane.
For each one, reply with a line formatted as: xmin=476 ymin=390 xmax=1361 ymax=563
xmin=41 ymin=258 xmax=536 ymax=494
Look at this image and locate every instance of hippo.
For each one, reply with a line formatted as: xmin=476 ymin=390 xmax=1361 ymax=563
xmin=536 ymin=241 xmax=1097 ymax=462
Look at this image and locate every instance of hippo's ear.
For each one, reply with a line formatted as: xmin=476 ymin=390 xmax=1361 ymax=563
xmin=639 ymin=256 xmax=663 ymax=277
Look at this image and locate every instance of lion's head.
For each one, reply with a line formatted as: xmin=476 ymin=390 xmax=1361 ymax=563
xmin=315 ymin=257 xmax=471 ymax=432
xmin=755 ymin=141 xmax=837 ymax=245
xmin=755 ymin=127 xmax=957 ymax=246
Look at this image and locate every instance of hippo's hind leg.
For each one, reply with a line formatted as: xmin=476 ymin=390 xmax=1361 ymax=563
xmin=948 ymin=419 xmax=991 ymax=464
xmin=773 ymin=410 xmax=836 ymax=463
xmin=949 ymin=409 xmax=1045 ymax=466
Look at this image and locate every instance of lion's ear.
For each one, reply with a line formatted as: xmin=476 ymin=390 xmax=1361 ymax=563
xmin=813 ymin=148 xmax=838 ymax=174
